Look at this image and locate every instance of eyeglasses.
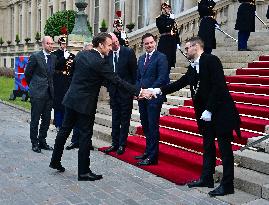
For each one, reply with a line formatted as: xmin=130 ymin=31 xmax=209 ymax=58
xmin=184 ymin=44 xmax=196 ymax=51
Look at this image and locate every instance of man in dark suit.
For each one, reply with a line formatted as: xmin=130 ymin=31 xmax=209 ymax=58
xmin=150 ymin=37 xmax=241 ymax=196
xmin=156 ymin=2 xmax=180 ymax=70
xmin=25 ymin=36 xmax=56 ymax=153
xmin=235 ymin=0 xmax=256 ymax=51
xmin=49 ymin=33 xmax=152 ymax=181
xmin=135 ymin=33 xmax=170 ymax=166
xmin=103 ymin=33 xmax=137 ymax=155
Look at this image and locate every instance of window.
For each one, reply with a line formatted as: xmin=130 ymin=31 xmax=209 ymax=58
xmin=169 ymin=0 xmax=183 ymax=14
xmin=11 ymin=6 xmax=14 ymax=42
xmin=28 ymin=12 xmax=31 ymax=37
xmin=38 ymin=9 xmax=41 ymax=33
xmin=4 ymin=58 xmax=6 ymax=68
xmin=61 ymin=1 xmax=66 ymax=10
xmin=138 ymin=0 xmax=148 ymax=28
xmin=49 ymin=6 xmax=53 ymax=16
xmin=11 ymin=58 xmax=14 ymax=69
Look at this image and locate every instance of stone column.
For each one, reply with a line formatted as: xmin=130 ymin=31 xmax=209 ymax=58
xmin=183 ymin=0 xmax=196 ymax=11
xmin=66 ymin=0 xmax=73 ymax=10
xmin=148 ymin=0 xmax=160 ymax=24
xmin=6 ymin=7 xmax=12 ymax=41
xmin=41 ymin=0 xmax=48 ymax=37
xmin=22 ymin=0 xmax=27 ymax=43
xmin=30 ymin=0 xmax=37 ymax=41
xmin=99 ymin=0 xmax=109 ymax=29
xmin=124 ymin=0 xmax=132 ymax=25
xmin=14 ymin=2 xmax=19 ymax=43
xmin=53 ymin=0 xmax=59 ymax=13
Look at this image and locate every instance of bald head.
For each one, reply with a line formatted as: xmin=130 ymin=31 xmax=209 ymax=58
xmin=42 ymin=36 xmax=54 ymax=53
xmin=108 ymin=32 xmax=120 ymax=51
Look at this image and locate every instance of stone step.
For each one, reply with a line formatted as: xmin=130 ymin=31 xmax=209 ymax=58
xmin=215 ymin=165 xmax=269 ymax=199
xmin=197 ymin=185 xmax=259 ymax=205
xmin=246 ymin=134 xmax=269 ymax=154
xmin=93 ymin=124 xmax=112 ymax=146
xmin=94 ymin=112 xmax=140 ymax=135
xmin=234 ymin=149 xmax=269 ymax=175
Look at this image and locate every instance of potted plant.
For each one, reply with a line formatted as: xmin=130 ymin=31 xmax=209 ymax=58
xmin=126 ymin=23 xmax=135 ymax=32
xmin=24 ymin=37 xmax=31 ymax=44
xmin=6 ymin=40 xmax=11 ymax=46
xmin=35 ymin=32 xmax=41 ymax=42
xmin=15 ymin=34 xmax=20 ymax=45
xmin=99 ymin=19 xmax=108 ymax=32
xmin=0 ymin=37 xmax=4 ymax=46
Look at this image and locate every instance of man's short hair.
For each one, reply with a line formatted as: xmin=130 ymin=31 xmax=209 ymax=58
xmin=186 ymin=36 xmax=204 ymax=49
xmin=92 ymin=32 xmax=112 ymax=48
xmin=141 ymin=33 xmax=157 ymax=44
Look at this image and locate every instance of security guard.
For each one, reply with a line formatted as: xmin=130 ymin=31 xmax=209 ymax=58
xmin=113 ymin=18 xmax=129 ymax=47
xmin=156 ymin=2 xmax=180 ymax=71
xmin=198 ymin=0 xmax=217 ymax=54
xmin=235 ymin=0 xmax=256 ymax=51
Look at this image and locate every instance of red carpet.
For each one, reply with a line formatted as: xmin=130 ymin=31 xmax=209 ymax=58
xmin=99 ymin=54 xmax=269 ymax=185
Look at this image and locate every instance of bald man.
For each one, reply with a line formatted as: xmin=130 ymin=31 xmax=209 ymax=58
xmin=25 ymin=36 xmax=57 ymax=153
xmin=103 ymin=33 xmax=137 ymax=155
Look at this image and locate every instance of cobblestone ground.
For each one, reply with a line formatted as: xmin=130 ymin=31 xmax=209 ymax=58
xmin=0 ymin=102 xmax=259 ymax=205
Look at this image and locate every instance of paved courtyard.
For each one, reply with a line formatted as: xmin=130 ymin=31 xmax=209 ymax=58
xmin=0 ymin=102 xmax=268 ymax=205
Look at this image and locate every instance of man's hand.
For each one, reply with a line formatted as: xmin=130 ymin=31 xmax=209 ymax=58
xmin=138 ymin=89 xmax=154 ymax=100
xmin=147 ymin=88 xmax=161 ymax=98
xmin=200 ymin=110 xmax=212 ymax=122
xmin=64 ymin=50 xmax=70 ymax=59
xmin=170 ymin=13 xmax=175 ymax=19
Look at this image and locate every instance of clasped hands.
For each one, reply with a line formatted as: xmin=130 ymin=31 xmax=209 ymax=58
xmin=136 ymin=88 xmax=162 ymax=100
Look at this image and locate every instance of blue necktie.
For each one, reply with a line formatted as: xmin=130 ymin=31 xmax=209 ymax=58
xmin=144 ymin=53 xmax=150 ymax=69
xmin=46 ymin=55 xmax=52 ymax=73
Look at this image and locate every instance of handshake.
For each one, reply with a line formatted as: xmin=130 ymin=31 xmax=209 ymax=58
xmin=137 ymin=88 xmax=162 ymax=100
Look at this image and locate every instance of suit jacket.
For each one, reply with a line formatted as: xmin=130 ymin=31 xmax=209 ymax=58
xmin=136 ymin=50 xmax=170 ymax=104
xmin=161 ymin=53 xmax=241 ymax=136
xmin=235 ymin=2 xmax=256 ymax=32
xmin=63 ymin=49 xmax=140 ymax=115
xmin=198 ymin=16 xmax=217 ymax=49
xmin=107 ymin=46 xmax=137 ymax=99
xmin=25 ymin=50 xmax=56 ymax=99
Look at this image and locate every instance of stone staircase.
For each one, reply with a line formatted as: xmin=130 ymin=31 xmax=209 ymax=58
xmin=91 ymin=28 xmax=269 ymax=203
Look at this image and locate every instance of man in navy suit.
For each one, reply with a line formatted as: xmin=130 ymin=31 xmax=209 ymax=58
xmin=103 ymin=33 xmax=137 ymax=155
xmin=135 ymin=33 xmax=169 ymax=166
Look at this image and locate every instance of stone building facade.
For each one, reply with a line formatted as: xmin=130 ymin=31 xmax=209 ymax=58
xmin=0 ymin=0 xmax=197 ymax=45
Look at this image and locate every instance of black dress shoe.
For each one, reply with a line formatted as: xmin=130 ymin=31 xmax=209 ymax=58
xmin=103 ymin=146 xmax=118 ymax=154
xmin=39 ymin=143 xmax=53 ymax=150
xmin=137 ymin=158 xmax=158 ymax=166
xmin=49 ymin=162 xmax=65 ymax=172
xmin=78 ymin=171 xmax=103 ymax=181
xmin=187 ymin=178 xmax=214 ymax=188
xmin=65 ymin=142 xmax=79 ymax=150
xmin=116 ymin=146 xmax=125 ymax=155
xmin=134 ymin=153 xmax=147 ymax=160
xmin=32 ymin=145 xmax=41 ymax=153
xmin=208 ymin=184 xmax=234 ymax=197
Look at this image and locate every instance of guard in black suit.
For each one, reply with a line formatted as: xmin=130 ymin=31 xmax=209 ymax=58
xmin=113 ymin=18 xmax=129 ymax=47
xmin=198 ymin=0 xmax=217 ymax=54
xmin=156 ymin=2 xmax=180 ymax=70
xmin=49 ymin=33 xmax=148 ymax=181
xmin=151 ymin=37 xmax=241 ymax=197
xmin=235 ymin=0 xmax=256 ymax=51
xmin=25 ymin=36 xmax=56 ymax=153
xmin=103 ymin=33 xmax=137 ymax=155
xmin=52 ymin=36 xmax=75 ymax=130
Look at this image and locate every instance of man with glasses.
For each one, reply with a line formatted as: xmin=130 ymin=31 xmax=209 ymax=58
xmin=149 ymin=37 xmax=241 ymax=197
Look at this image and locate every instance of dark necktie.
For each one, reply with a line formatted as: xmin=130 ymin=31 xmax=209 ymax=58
xmin=46 ymin=55 xmax=52 ymax=73
xmin=144 ymin=53 xmax=150 ymax=69
xmin=113 ymin=52 xmax=118 ymax=72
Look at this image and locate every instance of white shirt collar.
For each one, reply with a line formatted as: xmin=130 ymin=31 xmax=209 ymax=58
xmin=92 ymin=48 xmax=104 ymax=58
xmin=42 ymin=49 xmax=50 ymax=56
xmin=146 ymin=49 xmax=155 ymax=57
